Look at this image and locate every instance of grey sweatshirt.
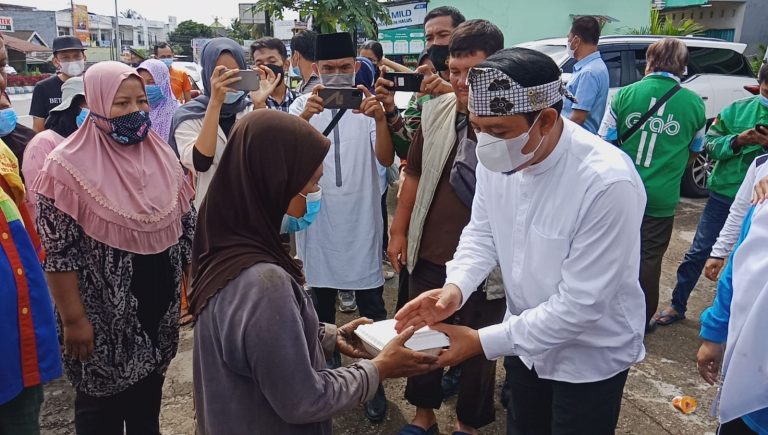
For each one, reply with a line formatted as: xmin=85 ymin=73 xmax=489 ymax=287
xmin=193 ymin=263 xmax=379 ymax=434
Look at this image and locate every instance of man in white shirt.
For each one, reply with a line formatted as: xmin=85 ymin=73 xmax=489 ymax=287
xmin=288 ymin=32 xmax=395 ymax=423
xmin=395 ymin=47 xmax=647 ymax=434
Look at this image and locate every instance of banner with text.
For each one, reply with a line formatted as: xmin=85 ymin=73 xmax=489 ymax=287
xmin=377 ymin=2 xmax=428 ymax=31
xmin=72 ymin=4 xmax=90 ymax=46
xmin=379 ymin=26 xmax=425 ymax=55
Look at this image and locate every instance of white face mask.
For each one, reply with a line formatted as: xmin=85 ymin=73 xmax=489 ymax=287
xmin=475 ymin=113 xmax=545 ymax=173
xmin=320 ymin=73 xmax=355 ymax=87
xmin=566 ymin=38 xmax=577 ymax=60
xmin=59 ymin=59 xmax=85 ymax=77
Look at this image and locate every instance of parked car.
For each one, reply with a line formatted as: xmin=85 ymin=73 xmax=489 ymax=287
xmin=519 ymin=35 xmax=758 ymax=197
xmin=172 ymin=61 xmax=204 ymax=93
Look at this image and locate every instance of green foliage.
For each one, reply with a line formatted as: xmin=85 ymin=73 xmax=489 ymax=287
xmin=628 ymin=9 xmax=705 ymax=36
xmin=168 ymin=20 xmax=213 ymax=58
xmin=132 ymin=48 xmax=149 ymax=59
xmin=228 ymin=18 xmax=261 ymax=45
xmin=750 ymin=44 xmax=767 ymax=76
xmin=253 ymin=0 xmax=390 ymax=36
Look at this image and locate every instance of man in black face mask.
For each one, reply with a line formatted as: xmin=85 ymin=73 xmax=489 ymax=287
xmin=250 ymin=37 xmax=299 ymax=112
xmin=375 ymin=6 xmax=465 ymax=159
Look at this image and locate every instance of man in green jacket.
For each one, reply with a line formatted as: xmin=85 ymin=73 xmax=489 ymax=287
xmin=599 ymin=38 xmax=707 ymax=332
xmin=654 ymin=63 xmax=768 ymax=327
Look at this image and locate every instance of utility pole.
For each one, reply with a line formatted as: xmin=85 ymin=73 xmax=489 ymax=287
xmin=114 ymin=0 xmax=122 ymax=62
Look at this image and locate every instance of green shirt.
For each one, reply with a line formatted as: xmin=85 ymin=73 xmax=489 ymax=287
xmin=608 ymin=74 xmax=706 ymax=217
xmin=705 ymin=95 xmax=768 ymax=199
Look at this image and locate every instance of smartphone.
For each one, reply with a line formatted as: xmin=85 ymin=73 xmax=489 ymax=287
xmin=384 ymin=72 xmax=424 ymax=92
xmin=756 ymin=123 xmax=768 ymax=133
xmin=318 ymin=87 xmax=364 ymax=110
xmin=226 ymin=69 xmax=261 ymax=91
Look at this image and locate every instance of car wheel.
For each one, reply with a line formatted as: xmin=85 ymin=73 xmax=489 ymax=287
xmin=681 ymin=151 xmax=712 ymax=198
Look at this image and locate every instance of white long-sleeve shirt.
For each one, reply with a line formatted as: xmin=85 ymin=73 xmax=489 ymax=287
xmin=710 ymin=155 xmax=768 ymax=259
xmin=446 ymin=119 xmax=647 ymax=383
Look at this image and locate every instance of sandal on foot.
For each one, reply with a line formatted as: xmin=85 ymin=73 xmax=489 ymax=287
xmin=653 ymin=308 xmax=685 ymax=326
xmin=398 ymin=423 xmax=439 ymax=435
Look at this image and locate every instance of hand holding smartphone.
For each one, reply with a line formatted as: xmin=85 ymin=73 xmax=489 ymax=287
xmin=224 ymin=69 xmax=261 ymax=91
xmin=318 ymin=87 xmax=364 ymax=110
xmin=383 ymin=72 xmax=424 ymax=92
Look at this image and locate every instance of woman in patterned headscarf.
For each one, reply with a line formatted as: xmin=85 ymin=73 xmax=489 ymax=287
xmin=138 ymin=59 xmax=180 ymax=143
xmin=34 ymin=61 xmax=195 ymax=434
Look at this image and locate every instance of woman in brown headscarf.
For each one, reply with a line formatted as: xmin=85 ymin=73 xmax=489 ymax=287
xmin=190 ymin=110 xmax=438 ymax=435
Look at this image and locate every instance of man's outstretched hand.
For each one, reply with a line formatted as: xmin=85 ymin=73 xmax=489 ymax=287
xmin=394 ymin=284 xmax=463 ymax=333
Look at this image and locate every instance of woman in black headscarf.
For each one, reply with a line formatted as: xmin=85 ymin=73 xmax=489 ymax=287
xmin=169 ymin=37 xmax=252 ymax=210
xmin=190 ymin=110 xmax=438 ymax=435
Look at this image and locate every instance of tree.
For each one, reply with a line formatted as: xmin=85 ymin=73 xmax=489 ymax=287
xmin=168 ymin=20 xmax=213 ymax=58
xmin=229 ymin=18 xmax=262 ymax=45
xmin=120 ymin=9 xmax=144 ymax=20
xmin=628 ymin=9 xmax=705 ymax=36
xmin=253 ymin=0 xmax=390 ymax=36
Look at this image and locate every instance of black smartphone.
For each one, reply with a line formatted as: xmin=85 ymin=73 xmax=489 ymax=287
xmin=384 ymin=72 xmax=424 ymax=92
xmin=318 ymin=87 xmax=364 ymax=110
xmin=756 ymin=123 xmax=768 ymax=133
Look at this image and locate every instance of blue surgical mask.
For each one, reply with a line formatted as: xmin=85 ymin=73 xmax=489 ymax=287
xmin=224 ymin=90 xmax=245 ymax=105
xmin=161 ymin=58 xmax=174 ymax=68
xmin=280 ymin=187 xmax=322 ymax=234
xmin=76 ymin=108 xmax=89 ymax=128
xmin=146 ymin=85 xmax=165 ymax=106
xmin=0 ymin=108 xmax=17 ymax=136
xmin=291 ymin=63 xmax=301 ymax=77
xmin=760 ymin=95 xmax=768 ymax=108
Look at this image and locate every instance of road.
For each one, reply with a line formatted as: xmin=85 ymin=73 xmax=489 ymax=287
xmin=10 ymin=93 xmax=34 ymax=129
xmin=37 ymin=193 xmax=722 ymax=435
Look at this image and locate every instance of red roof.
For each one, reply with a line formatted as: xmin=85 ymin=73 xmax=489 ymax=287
xmin=1 ymin=33 xmax=52 ymax=54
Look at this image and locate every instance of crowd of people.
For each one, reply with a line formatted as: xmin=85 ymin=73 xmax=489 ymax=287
xmin=1 ymin=6 xmax=767 ymax=435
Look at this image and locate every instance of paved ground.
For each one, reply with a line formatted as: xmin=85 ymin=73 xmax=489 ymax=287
xmin=39 ymin=193 xmax=721 ymax=434
xmin=10 ymin=93 xmax=33 ymax=129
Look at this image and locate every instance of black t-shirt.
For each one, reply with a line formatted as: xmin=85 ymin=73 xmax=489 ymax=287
xmin=30 ymin=74 xmax=64 ymax=119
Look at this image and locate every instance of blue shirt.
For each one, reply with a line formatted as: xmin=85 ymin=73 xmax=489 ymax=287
xmin=700 ymin=206 xmax=768 ymax=434
xmin=562 ymin=51 xmax=610 ymax=134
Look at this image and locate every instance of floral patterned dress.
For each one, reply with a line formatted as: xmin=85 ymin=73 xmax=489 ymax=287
xmin=36 ymin=195 xmax=196 ymax=397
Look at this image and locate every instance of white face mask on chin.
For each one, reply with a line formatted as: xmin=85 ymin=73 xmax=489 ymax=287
xmin=475 ymin=113 xmax=546 ymax=173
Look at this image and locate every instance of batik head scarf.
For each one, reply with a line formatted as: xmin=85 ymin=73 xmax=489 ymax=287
xmin=138 ymin=59 xmax=180 ymax=143
xmin=33 ymin=61 xmax=194 ymax=254
xmin=189 ymin=110 xmax=330 ymax=317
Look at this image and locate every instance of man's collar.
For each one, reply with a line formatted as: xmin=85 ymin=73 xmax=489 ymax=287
xmin=574 ymin=51 xmax=602 ymax=71
xmin=646 ymin=71 xmax=682 ymax=83
xmin=522 ymin=117 xmax=568 ymax=176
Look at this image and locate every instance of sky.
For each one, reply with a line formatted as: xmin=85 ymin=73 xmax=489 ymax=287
xmin=6 ymin=0 xmax=298 ymax=27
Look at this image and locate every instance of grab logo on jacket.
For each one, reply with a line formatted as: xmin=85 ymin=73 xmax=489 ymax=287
xmin=624 ymin=98 xmax=681 ymax=167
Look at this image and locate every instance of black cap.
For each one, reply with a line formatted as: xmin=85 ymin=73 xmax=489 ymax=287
xmin=52 ymin=36 xmax=86 ymax=53
xmin=315 ymin=32 xmax=355 ymax=61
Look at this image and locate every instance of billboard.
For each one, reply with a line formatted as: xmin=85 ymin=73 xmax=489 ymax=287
xmin=72 ymin=4 xmax=90 ymax=46
xmin=0 ymin=17 xmax=14 ymax=32
xmin=379 ymin=26 xmax=425 ymax=55
xmin=377 ymin=2 xmax=428 ymax=31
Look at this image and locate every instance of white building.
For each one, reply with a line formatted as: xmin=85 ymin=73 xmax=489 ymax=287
xmin=55 ymin=9 xmax=177 ymax=50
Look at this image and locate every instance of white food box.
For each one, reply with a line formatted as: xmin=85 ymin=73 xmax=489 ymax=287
xmin=354 ymin=319 xmax=450 ymax=356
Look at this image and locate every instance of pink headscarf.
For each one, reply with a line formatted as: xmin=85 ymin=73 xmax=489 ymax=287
xmin=33 ymin=61 xmax=193 ymax=254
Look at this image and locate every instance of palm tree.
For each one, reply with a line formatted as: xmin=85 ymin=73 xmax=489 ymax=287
xmin=629 ymin=9 xmax=705 ymax=36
